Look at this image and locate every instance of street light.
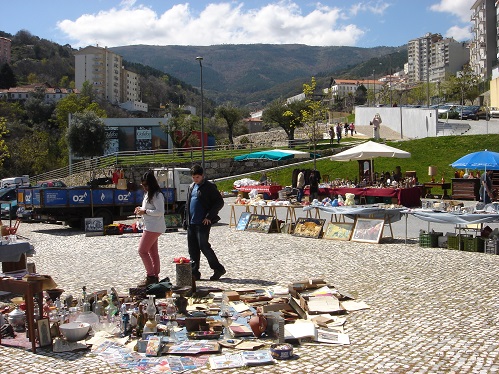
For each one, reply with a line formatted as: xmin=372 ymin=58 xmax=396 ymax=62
xmin=196 ymin=56 xmax=205 ymax=170
xmin=372 ymin=69 xmax=375 ymax=106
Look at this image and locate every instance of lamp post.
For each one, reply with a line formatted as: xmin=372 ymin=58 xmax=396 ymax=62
xmin=196 ymin=56 xmax=205 ymax=170
xmin=372 ymin=69 xmax=375 ymax=106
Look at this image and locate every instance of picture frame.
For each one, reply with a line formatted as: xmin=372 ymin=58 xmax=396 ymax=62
xmin=37 ymin=318 xmax=52 ymax=347
xmin=323 ymin=222 xmax=354 ymax=241
xmin=351 ymin=218 xmax=384 ymax=244
xmin=245 ymin=214 xmax=278 ymax=233
xmin=236 ymin=212 xmax=251 ymax=231
xmin=292 ymin=218 xmax=326 ymax=239
xmin=84 ymin=217 xmax=104 ymax=237
xmin=164 ymin=213 xmax=182 ymax=228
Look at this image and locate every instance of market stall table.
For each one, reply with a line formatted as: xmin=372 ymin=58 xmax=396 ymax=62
xmin=303 ymin=205 xmax=404 ymax=239
xmin=401 ymin=209 xmax=499 ymax=243
xmin=304 ymin=186 xmax=421 ymax=207
xmin=235 ymin=185 xmax=283 ymax=199
xmin=422 ymin=182 xmax=451 ymax=198
xmin=0 ymin=241 xmax=35 ymax=272
xmin=0 ymin=277 xmax=44 ymax=353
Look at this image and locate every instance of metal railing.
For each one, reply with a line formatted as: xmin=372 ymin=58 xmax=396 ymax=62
xmin=31 ymin=134 xmax=337 ymax=184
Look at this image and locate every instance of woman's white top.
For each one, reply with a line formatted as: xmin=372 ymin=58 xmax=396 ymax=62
xmin=141 ymin=191 xmax=166 ymax=233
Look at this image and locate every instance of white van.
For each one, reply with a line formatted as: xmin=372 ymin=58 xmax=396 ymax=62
xmin=0 ymin=175 xmax=30 ymax=188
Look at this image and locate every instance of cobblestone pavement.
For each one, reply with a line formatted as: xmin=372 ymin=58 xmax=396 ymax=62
xmin=2 ymin=200 xmax=499 ymax=373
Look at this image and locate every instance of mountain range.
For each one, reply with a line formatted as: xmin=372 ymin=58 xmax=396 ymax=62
xmin=111 ymin=44 xmax=407 ymax=108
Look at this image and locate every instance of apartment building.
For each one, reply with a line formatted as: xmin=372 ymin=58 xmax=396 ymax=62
xmin=429 ymin=38 xmax=469 ymax=82
xmin=469 ymin=0 xmax=497 ymax=79
xmin=0 ymin=37 xmax=11 ymax=64
xmin=74 ymin=45 xmax=144 ymax=110
xmin=407 ymin=33 xmax=442 ymax=84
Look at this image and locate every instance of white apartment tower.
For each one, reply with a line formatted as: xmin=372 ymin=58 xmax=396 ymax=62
xmin=407 ymin=33 xmax=442 ymax=84
xmin=74 ymin=45 xmax=140 ymax=104
xmin=469 ymin=0 xmax=497 ymax=79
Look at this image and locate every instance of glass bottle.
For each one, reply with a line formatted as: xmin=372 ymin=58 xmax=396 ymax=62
xmin=146 ymin=295 xmax=156 ymax=320
xmin=106 ymin=299 xmax=118 ymax=322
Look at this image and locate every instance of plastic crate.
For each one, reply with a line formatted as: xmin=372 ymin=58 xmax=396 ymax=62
xmin=447 ymin=234 xmax=468 ymax=250
xmin=419 ymin=231 xmax=443 ymax=248
xmin=484 ymin=239 xmax=499 ymax=255
xmin=461 ymin=236 xmax=485 ymax=252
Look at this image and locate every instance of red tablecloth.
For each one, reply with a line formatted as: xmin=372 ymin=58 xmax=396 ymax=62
xmin=305 ymin=186 xmax=421 ymax=207
xmin=236 ymin=185 xmax=283 ymax=197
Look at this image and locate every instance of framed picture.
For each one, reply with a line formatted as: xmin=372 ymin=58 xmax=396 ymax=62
xmin=37 ymin=318 xmax=52 ymax=347
xmin=236 ymin=212 xmax=251 ymax=231
xmin=323 ymin=222 xmax=354 ymax=241
xmin=84 ymin=217 xmax=104 ymax=237
xmin=165 ymin=213 xmax=182 ymax=228
xmin=351 ymin=218 xmax=384 ymax=244
xmin=293 ymin=218 xmax=326 ymax=239
xmin=245 ymin=214 xmax=277 ymax=233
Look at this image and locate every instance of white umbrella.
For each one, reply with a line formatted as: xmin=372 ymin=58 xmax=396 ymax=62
xmin=330 ymin=141 xmax=411 ymax=180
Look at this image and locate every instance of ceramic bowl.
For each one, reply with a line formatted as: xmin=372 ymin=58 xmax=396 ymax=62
xmin=59 ymin=322 xmax=90 ymax=342
xmin=46 ymin=288 xmax=64 ymax=302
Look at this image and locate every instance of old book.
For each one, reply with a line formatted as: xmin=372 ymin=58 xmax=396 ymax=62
xmin=315 ymin=327 xmax=350 ymax=345
xmin=229 ymin=323 xmax=254 ymax=337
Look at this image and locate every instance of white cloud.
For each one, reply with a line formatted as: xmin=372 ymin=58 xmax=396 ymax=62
xmin=430 ymin=0 xmax=474 ymax=23
xmin=349 ymin=1 xmax=390 ymax=17
xmin=445 ymin=25 xmax=472 ymax=41
xmin=57 ymin=1 xmax=365 ymax=47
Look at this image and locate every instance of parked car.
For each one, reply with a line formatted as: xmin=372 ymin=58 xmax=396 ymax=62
xmin=437 ymin=104 xmax=458 ymax=116
xmin=489 ymin=107 xmax=499 ymax=118
xmin=34 ymin=180 xmax=67 ymax=188
xmin=459 ymin=106 xmax=480 ymax=120
xmin=0 ymin=187 xmax=18 ymax=219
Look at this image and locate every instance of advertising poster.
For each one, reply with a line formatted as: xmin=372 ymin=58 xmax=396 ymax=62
xmin=135 ymin=126 xmax=152 ymax=150
xmin=105 ymin=127 xmax=120 ymax=155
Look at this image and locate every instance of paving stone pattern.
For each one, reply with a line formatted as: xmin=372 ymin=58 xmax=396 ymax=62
xmin=2 ymin=201 xmax=499 ymax=373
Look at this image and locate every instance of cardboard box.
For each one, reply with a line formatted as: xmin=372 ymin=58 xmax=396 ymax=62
xmin=225 ymin=291 xmax=240 ymax=301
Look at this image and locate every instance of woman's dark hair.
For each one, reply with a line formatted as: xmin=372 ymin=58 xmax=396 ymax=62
xmin=141 ymin=171 xmax=161 ymax=202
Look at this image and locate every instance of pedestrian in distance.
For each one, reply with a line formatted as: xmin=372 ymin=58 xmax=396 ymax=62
xmin=183 ymin=164 xmax=226 ymax=281
xmin=480 ymin=170 xmax=494 ymax=204
xmin=335 ymin=123 xmax=342 ymax=144
xmin=344 ymin=122 xmax=349 ymax=137
xmin=135 ymin=171 xmax=166 ymax=287
xmin=349 ymin=122 xmax=355 ymax=136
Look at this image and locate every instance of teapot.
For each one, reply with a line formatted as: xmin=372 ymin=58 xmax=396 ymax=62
xmin=8 ymin=306 xmax=26 ymax=332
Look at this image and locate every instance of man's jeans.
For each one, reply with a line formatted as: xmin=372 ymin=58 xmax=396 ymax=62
xmin=187 ymin=224 xmax=224 ymax=278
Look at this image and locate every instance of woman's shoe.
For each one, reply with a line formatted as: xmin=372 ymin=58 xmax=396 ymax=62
xmin=138 ymin=275 xmax=159 ymax=287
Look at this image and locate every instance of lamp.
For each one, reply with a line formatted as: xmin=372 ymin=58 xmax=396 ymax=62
xmin=428 ymin=166 xmax=437 ymax=183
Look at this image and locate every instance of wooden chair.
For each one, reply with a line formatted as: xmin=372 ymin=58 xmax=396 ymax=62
xmin=7 ymin=218 xmax=21 ymax=235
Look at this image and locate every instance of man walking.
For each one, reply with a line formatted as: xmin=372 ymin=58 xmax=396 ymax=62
xmin=183 ymin=164 xmax=226 ymax=281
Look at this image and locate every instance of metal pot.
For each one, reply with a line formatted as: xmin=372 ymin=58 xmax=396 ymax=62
xmin=7 ymin=306 xmax=26 ymax=332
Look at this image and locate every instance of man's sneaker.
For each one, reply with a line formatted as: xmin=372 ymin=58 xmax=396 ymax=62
xmin=210 ymin=269 xmax=226 ymax=281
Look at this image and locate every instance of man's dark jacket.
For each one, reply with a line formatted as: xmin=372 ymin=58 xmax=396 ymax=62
xmin=183 ymin=178 xmax=224 ymax=228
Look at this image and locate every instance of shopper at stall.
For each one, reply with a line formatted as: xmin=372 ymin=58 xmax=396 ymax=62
xmin=480 ymin=170 xmax=494 ymax=204
xmin=184 ymin=164 xmax=226 ymax=281
xmin=392 ymin=166 xmax=403 ymax=182
xmin=309 ymin=171 xmax=319 ymax=200
xmin=135 ymin=171 xmax=166 ymax=287
xmin=297 ymin=170 xmax=305 ymax=202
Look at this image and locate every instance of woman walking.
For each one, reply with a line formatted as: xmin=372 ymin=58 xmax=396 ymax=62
xmin=135 ymin=171 xmax=166 ymax=287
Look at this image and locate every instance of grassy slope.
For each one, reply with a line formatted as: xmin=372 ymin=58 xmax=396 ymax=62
xmin=215 ymin=134 xmax=499 ymax=193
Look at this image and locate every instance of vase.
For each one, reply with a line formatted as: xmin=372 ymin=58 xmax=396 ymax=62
xmin=249 ymin=313 xmax=267 ymax=338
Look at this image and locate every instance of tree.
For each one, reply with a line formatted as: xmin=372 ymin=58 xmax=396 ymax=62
xmin=0 ymin=63 xmax=17 ymax=89
xmin=23 ymin=86 xmax=56 ymax=129
xmin=262 ymin=99 xmax=307 ymax=142
xmin=66 ymin=111 xmax=108 ymax=159
xmin=160 ymin=107 xmax=199 ymax=150
xmin=215 ymin=103 xmax=247 ymax=145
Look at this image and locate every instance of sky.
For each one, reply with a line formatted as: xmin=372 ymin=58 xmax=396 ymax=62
xmin=1 ymin=0 xmax=476 ymax=48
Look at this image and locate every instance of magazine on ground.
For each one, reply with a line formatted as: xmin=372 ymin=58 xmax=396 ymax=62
xmin=209 ymin=350 xmax=274 ymax=369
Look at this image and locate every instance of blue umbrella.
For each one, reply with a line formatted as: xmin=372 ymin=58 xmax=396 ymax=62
xmin=451 ymin=150 xmax=499 ymax=210
xmin=450 ymin=150 xmax=499 ymax=171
